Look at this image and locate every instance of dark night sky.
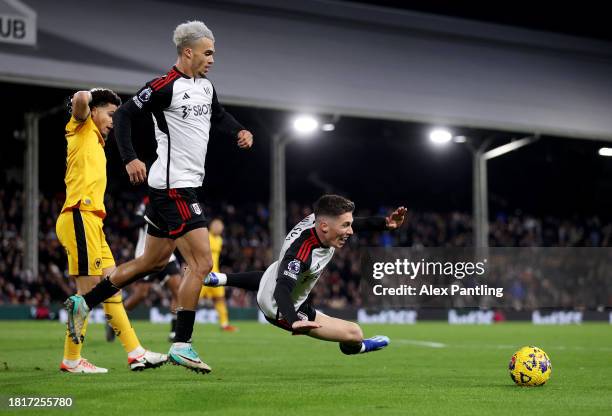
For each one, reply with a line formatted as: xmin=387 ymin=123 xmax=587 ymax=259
xmin=2 ymin=3 xmax=611 ymax=218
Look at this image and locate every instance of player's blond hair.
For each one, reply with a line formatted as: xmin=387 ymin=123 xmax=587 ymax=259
xmin=173 ymin=20 xmax=214 ymax=54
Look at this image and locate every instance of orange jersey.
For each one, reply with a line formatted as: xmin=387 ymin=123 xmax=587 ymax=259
xmin=61 ymin=115 xmax=107 ymax=217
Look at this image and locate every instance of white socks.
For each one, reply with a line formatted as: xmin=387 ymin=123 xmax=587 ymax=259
xmin=62 ymin=358 xmax=80 ymax=367
xmin=127 ymin=345 xmax=146 ymax=358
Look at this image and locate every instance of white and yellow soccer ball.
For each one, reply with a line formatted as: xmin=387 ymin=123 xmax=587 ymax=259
xmin=508 ymin=346 xmax=552 ymax=386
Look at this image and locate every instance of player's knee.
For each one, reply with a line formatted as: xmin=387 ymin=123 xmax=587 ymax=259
xmin=143 ymin=255 xmax=168 ymax=273
xmin=188 ymin=258 xmax=212 ymax=278
xmin=345 ymin=322 xmax=363 ymax=343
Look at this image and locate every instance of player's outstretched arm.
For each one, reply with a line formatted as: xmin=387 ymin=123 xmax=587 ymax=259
xmin=352 ymin=206 xmax=407 ymax=232
xmin=71 ymin=90 xmax=92 ymax=122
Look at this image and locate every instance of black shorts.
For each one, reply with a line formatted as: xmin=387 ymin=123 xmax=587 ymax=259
xmin=143 ymin=259 xmax=181 ymax=282
xmin=145 ymin=187 xmax=207 ymax=239
xmin=264 ymin=301 xmax=317 ymax=333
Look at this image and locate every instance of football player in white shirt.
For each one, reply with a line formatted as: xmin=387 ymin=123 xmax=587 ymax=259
xmin=65 ymin=20 xmax=253 ymax=374
xmin=205 ymin=195 xmax=406 ymax=356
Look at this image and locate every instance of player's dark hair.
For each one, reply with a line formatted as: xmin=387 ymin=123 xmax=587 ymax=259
xmin=313 ymin=195 xmax=355 ymax=218
xmin=89 ymin=88 xmax=121 ymax=109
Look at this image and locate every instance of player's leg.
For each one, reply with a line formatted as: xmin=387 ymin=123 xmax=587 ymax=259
xmin=61 ymin=275 xmax=104 ymax=373
xmin=205 ymin=271 xmax=259 ymax=331
xmin=307 ymin=311 xmax=363 ymax=343
xmin=155 ymin=259 xmax=181 ymax=341
xmin=100 ymin=263 xmax=167 ymax=370
xmin=175 ymin=228 xmax=213 ymax=310
xmin=166 ymin=272 xmax=181 ymax=341
xmin=204 ymin=271 xmax=264 ymax=291
xmin=108 ymin=234 xmax=176 ymax=287
xmin=63 ymin=215 xmax=169 ymax=368
xmin=95 ymin=223 xmax=167 ymax=370
xmin=167 ymin=273 xmax=180 ymax=309
xmin=168 ymin=227 xmax=213 ymax=373
xmin=56 ymin=211 xmax=106 ymax=373
xmin=308 ymin=311 xmax=390 ymax=355
xmin=108 ymin=222 xmax=147 ymax=343
xmin=66 ymin=233 xmax=175 ymax=342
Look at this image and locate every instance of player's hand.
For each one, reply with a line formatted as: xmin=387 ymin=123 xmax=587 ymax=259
xmin=385 ymin=206 xmax=407 ymax=230
xmin=291 ymin=320 xmax=321 ymax=334
xmin=126 ymin=159 xmax=147 ymax=185
xmin=236 ymin=130 xmax=253 ymax=149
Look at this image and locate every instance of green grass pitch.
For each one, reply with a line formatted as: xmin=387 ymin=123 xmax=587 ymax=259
xmin=1 ymin=321 xmax=611 ymax=415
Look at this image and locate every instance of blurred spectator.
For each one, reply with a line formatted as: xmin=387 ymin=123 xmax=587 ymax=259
xmin=1 ymin=184 xmax=611 ymax=310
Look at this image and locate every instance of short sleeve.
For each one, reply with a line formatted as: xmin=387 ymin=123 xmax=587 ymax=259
xmin=65 ymin=114 xmax=91 ymax=135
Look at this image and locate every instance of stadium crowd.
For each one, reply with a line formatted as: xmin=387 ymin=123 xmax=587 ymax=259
xmin=1 ymin=184 xmax=611 ymax=310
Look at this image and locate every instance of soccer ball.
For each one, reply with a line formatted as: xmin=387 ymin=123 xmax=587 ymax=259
xmin=508 ymin=346 xmax=552 ymax=386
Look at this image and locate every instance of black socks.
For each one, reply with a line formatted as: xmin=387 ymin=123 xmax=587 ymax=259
xmin=227 ymin=271 xmax=265 ymax=292
xmin=82 ymin=277 xmax=120 ymax=309
xmin=174 ymin=310 xmax=196 ymax=343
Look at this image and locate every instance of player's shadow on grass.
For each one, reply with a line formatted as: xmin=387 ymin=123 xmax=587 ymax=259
xmin=490 ymin=383 xmax=547 ymax=390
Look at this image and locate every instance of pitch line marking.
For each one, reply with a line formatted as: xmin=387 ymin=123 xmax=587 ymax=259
xmin=395 ymin=339 xmax=447 ymax=348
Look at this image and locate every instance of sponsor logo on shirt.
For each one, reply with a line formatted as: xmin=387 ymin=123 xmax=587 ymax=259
xmin=181 ymin=104 xmax=211 ymax=119
xmin=132 ymin=96 xmax=143 ymax=109
xmin=283 ymin=270 xmax=298 ymax=279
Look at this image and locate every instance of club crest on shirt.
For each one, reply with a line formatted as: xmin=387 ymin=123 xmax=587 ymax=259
xmin=191 ymin=203 xmax=202 ymax=215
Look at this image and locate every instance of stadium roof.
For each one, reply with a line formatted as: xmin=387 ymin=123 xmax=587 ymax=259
xmin=2 ymin=0 xmax=612 ymax=140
